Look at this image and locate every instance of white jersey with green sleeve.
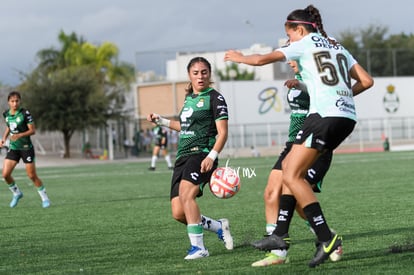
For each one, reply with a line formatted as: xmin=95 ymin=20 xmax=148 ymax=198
xmin=276 ymin=33 xmax=358 ymax=121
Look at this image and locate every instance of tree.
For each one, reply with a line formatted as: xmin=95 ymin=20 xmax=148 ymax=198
xmin=217 ymin=63 xmax=255 ymax=81
xmin=21 ymin=66 xmax=107 ymax=158
xmin=20 ymin=31 xmax=135 ymax=158
xmin=338 ymin=25 xmax=414 ymax=76
xmin=36 ymin=31 xmax=85 ymax=71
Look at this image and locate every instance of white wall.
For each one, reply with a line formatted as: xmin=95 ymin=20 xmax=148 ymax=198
xmin=166 ymin=44 xmax=276 ymax=82
xmin=218 ymin=77 xmax=412 ymax=126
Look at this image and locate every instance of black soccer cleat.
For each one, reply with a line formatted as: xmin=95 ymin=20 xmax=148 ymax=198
xmin=148 ymin=167 xmax=156 ymax=171
xmin=309 ymin=233 xmax=342 ymax=268
xmin=251 ymin=233 xmax=290 ymax=251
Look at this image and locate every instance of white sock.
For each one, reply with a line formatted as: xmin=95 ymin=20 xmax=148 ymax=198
xmin=8 ymin=183 xmax=22 ymax=196
xmin=201 ymin=215 xmax=222 ymax=232
xmin=165 ymin=154 xmax=172 ymax=167
xmin=271 ymin=249 xmax=288 ymax=257
xmin=266 ymin=223 xmax=276 ymax=235
xmin=37 ymin=186 xmax=49 ymax=201
xmin=187 ymin=224 xmax=205 ymax=249
xmin=150 ymin=155 xmax=157 ymax=167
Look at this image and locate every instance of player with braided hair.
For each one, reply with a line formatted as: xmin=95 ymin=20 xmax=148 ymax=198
xmin=250 ymin=60 xmax=342 ymax=267
xmin=225 ymin=5 xmax=373 ymax=267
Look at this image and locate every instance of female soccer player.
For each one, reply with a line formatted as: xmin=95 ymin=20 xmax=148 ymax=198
xmin=148 ymin=124 xmax=173 ymax=170
xmin=0 ymin=91 xmax=51 ymax=208
xmin=225 ymin=5 xmax=373 ymax=267
xmin=251 ymin=61 xmax=341 ymax=267
xmin=147 ymin=57 xmax=233 ymax=260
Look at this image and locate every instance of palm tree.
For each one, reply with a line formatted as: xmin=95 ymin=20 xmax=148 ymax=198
xmin=25 ymin=30 xmax=135 ymax=158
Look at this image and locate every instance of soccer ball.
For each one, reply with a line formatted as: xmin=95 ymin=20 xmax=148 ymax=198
xmin=209 ymin=167 xmax=240 ymax=199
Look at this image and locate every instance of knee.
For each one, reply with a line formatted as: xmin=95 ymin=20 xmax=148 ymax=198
xmin=282 ymin=172 xmax=295 ymax=187
xmin=171 ymin=210 xmax=186 ymax=224
xmin=27 ymin=173 xmax=36 ymax=182
xmin=2 ymin=171 xmax=12 ymax=182
xmin=263 ymin=187 xmax=274 ymax=203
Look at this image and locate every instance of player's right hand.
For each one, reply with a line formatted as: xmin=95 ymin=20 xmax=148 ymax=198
xmin=147 ymin=113 xmax=160 ymax=123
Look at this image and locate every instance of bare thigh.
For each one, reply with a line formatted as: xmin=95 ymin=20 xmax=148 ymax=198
xmin=282 ymin=144 xmax=320 ymax=207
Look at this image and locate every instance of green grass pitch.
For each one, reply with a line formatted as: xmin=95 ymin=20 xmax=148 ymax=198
xmin=1 ymin=151 xmax=413 ymax=274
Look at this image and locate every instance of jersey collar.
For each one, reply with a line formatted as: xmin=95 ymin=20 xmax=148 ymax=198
xmin=199 ymin=87 xmax=213 ymax=95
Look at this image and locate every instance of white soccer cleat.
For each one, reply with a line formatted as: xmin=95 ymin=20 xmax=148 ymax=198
xmin=218 ymin=218 xmax=234 ymax=250
xmin=184 ymin=246 xmax=209 ymax=260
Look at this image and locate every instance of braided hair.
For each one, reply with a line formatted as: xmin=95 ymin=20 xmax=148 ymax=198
xmin=285 ymin=5 xmax=337 ymax=46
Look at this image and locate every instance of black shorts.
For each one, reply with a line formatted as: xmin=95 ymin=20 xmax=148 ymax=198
xmin=155 ymin=142 xmax=166 ymax=149
xmin=170 ymin=153 xmax=218 ymax=199
xmin=6 ymin=148 xmax=36 ymax=163
xmin=294 ymin=113 xmax=356 ymax=151
xmin=272 ymin=142 xmax=332 ymax=192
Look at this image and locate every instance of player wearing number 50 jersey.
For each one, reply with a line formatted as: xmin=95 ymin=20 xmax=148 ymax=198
xmin=277 ymin=33 xmax=358 ymax=120
xmin=224 ymin=4 xmax=373 ymax=267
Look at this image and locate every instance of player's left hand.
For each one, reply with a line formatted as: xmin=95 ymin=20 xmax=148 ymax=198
xmin=284 ymin=79 xmax=300 ymax=89
xmin=200 ymin=157 xmax=214 ymax=173
xmin=10 ymin=134 xmax=19 ymax=141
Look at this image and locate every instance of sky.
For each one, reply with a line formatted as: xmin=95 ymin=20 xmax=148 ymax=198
xmin=1 ymin=0 xmax=413 ymax=86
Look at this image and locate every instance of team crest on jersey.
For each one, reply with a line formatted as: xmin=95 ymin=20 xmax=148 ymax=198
xmin=16 ymin=117 xmax=21 ymax=123
xmin=196 ymin=99 xmax=204 ymax=108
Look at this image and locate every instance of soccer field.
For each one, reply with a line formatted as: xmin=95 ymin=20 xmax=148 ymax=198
xmin=1 ymin=151 xmax=413 ymax=274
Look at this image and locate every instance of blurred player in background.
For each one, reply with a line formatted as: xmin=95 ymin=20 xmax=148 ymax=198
xmin=0 ymin=91 xmax=51 ymax=208
xmin=147 ymin=57 xmax=233 ymax=260
xmin=148 ymin=125 xmax=173 ymax=170
xmin=225 ymin=4 xmax=373 ymax=267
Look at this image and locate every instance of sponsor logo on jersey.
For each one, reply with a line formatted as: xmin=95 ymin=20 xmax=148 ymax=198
xmin=180 ymin=107 xmax=194 ymax=122
xmin=311 ymin=35 xmax=344 ymax=50
xmin=336 ymin=97 xmax=356 ymax=115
